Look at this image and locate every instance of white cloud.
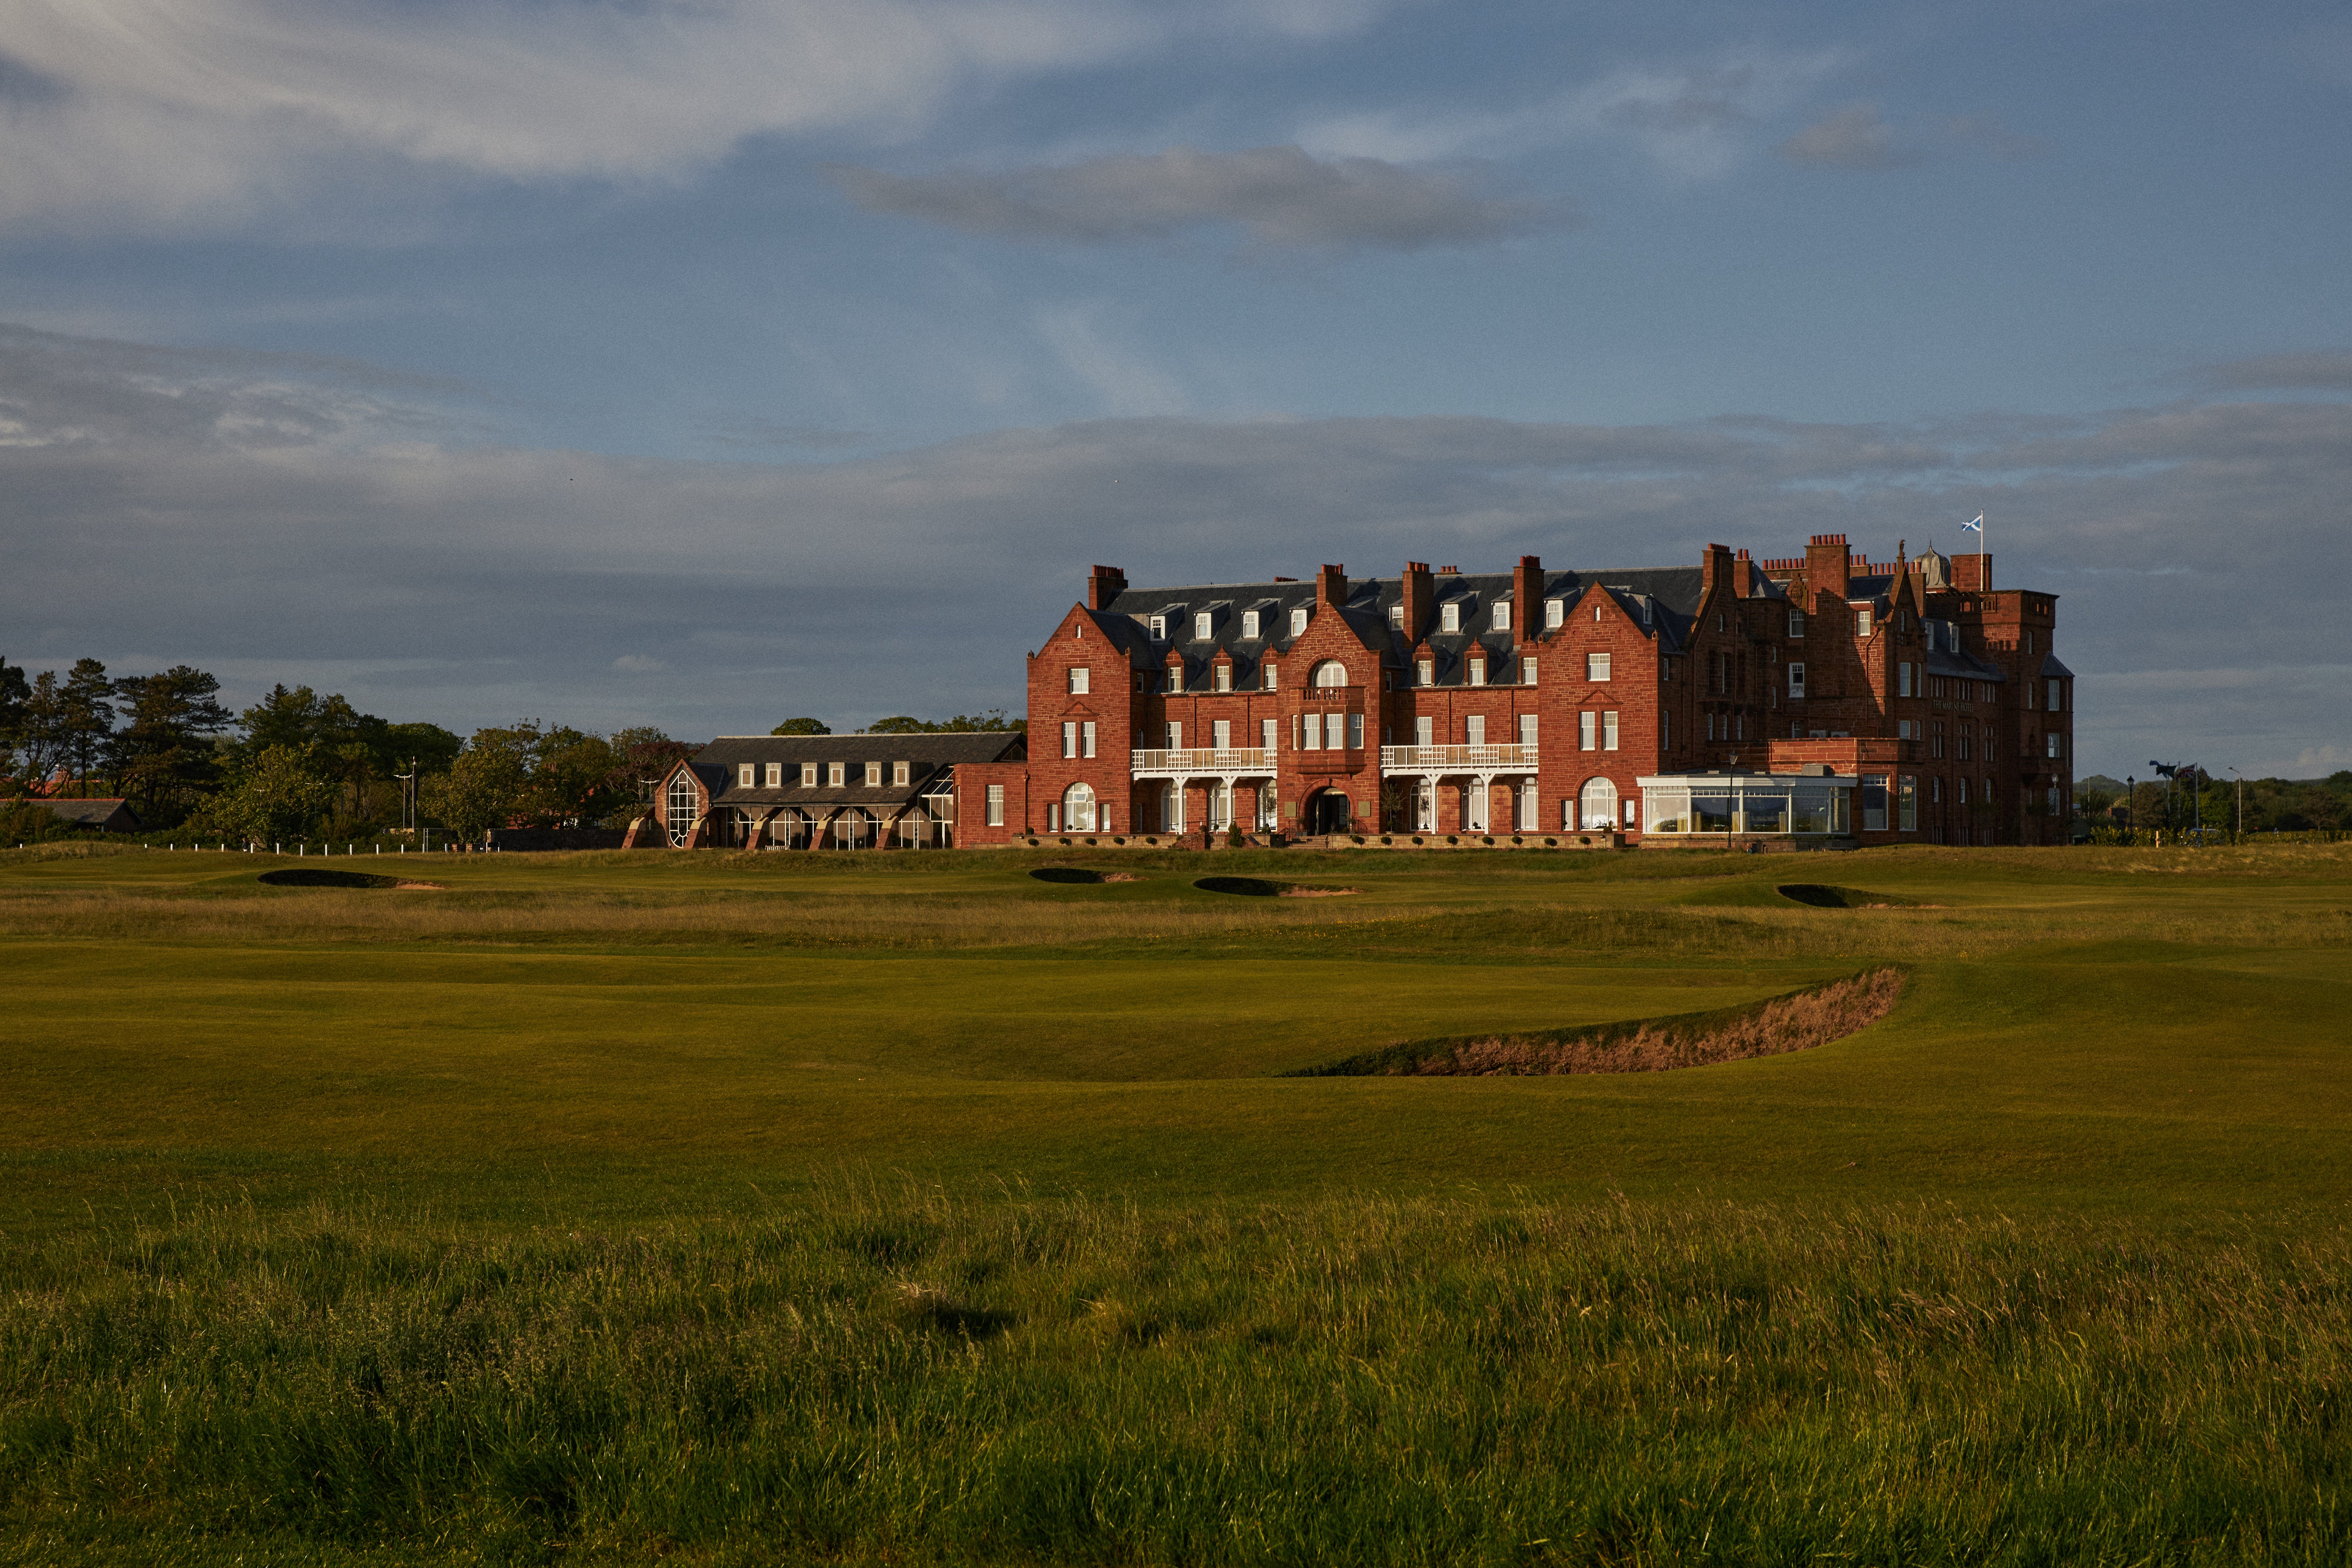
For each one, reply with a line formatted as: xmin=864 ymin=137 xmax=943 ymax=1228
xmin=832 ymin=144 xmax=1561 ymax=250
xmin=1032 ymin=305 xmax=1190 ymax=416
xmin=1300 ymin=48 xmax=1851 ymax=179
xmin=1778 ymin=103 xmax=1914 ymax=170
xmin=0 ymin=0 xmax=1393 ymax=234
xmin=2297 ymin=745 xmax=2351 ymax=773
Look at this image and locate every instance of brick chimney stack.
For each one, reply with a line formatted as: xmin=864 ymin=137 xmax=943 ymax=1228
xmin=1734 ymin=547 xmax=1757 ymax=598
xmin=1512 ymin=554 xmax=1543 ymax=639
xmin=1804 ymin=534 xmax=1852 ymax=600
xmin=1085 ymin=564 xmax=1127 ymax=611
xmin=1315 ymin=563 xmax=1347 ymax=608
xmin=1700 ymin=542 xmax=1735 ymax=596
xmin=1399 ymin=560 xmax=1433 ymax=643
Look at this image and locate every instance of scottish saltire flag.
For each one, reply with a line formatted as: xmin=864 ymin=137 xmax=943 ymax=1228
xmin=1963 ymin=513 xmax=1985 ymax=532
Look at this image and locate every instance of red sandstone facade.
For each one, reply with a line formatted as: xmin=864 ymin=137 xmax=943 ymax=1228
xmin=966 ymin=536 xmax=2074 ymax=850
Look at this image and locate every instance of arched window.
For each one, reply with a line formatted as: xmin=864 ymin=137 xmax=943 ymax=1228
xmin=1063 ymin=782 xmax=1096 ymax=833
xmin=1311 ymin=660 xmax=1348 ymax=689
xmin=665 ymin=770 xmax=699 ymax=847
xmin=1579 ymin=776 xmax=1618 ymax=831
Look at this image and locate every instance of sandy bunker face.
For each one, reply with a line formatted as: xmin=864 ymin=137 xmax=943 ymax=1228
xmin=1194 ymin=876 xmax=1360 ymax=898
xmin=257 ymin=868 xmax=445 ymax=891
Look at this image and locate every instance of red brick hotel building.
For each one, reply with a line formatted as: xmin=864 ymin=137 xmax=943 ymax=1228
xmin=651 ymin=535 xmax=2074 ymax=852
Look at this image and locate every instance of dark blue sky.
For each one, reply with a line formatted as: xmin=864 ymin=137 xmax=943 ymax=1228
xmin=3 ymin=0 xmax=2347 ymax=776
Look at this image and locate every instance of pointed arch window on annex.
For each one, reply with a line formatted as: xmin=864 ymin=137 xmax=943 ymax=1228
xmin=665 ymin=771 xmax=698 ymax=847
xmin=1311 ymin=660 xmax=1348 ymax=689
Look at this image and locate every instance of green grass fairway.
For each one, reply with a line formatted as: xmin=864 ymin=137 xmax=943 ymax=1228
xmin=4 ymin=841 xmax=2347 ymax=1222
xmin=3 ymin=841 xmax=2349 ymax=1564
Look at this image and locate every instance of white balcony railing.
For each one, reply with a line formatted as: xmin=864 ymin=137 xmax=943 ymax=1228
xmin=1378 ymin=744 xmax=1538 ymax=771
xmin=1130 ymin=748 xmax=1276 ymax=774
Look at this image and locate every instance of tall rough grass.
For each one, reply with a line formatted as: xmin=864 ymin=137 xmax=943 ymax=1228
xmin=3 ymin=1191 xmax=2346 ymax=1564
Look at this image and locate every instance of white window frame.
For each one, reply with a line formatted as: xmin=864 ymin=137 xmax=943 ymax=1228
xmin=1603 ymin=711 xmax=1619 ymax=751
xmin=1149 ymin=615 xmax=1166 ymax=641
xmin=1586 ymin=651 xmax=1611 ymax=682
xmin=1468 ymin=656 xmax=1486 ymax=687
xmin=1518 ymin=714 xmax=1537 ymax=747
xmin=1788 ymin=662 xmax=1806 ymax=699
xmin=1389 ymin=604 xmax=1405 ymax=628
xmin=827 ymin=763 xmax=845 ymax=787
xmin=764 ymin=763 xmax=782 ymax=788
xmin=1579 ymin=711 xmax=1597 ymax=751
xmin=1068 ymin=666 xmax=1090 ymax=695
xmin=864 ymin=762 xmax=882 ymax=787
xmin=1262 ymin=661 xmax=1277 ymax=691
xmin=1304 ymin=714 xmax=1324 ymax=750
xmin=801 ymin=764 xmax=818 ymax=788
xmin=1061 ymin=721 xmax=1077 ymax=759
xmin=1856 ymin=605 xmax=1874 ymax=637
xmin=1262 ymin=718 xmax=1277 ymax=752
xmin=1290 ymin=607 xmax=1308 ymax=636
xmin=1788 ymin=608 xmax=1806 ymax=638
xmin=1348 ymin=712 xmax=1364 ymax=749
xmin=1213 ymin=718 xmax=1231 ymax=749
xmin=986 ymin=784 xmax=1004 ymax=827
xmin=1493 ymin=602 xmax=1511 ymax=632
xmin=1545 ymin=599 xmax=1565 ymax=630
xmin=1082 ymin=722 xmax=1096 ymax=759
xmin=739 ymin=763 xmax=756 ymax=789
xmin=1215 ymin=663 xmax=1232 ymax=693
xmin=1195 ymin=611 xmax=1213 ymax=640
xmin=892 ymin=761 xmax=910 ymax=786
xmin=1522 ymin=657 xmax=1537 ymax=686
xmin=1440 ymin=602 xmax=1461 ymax=633
xmin=1165 ymin=666 xmax=1183 ymax=694
xmin=1465 ymin=715 xmax=1485 ymax=746
xmin=1416 ymin=658 xmax=1433 ymax=687
xmin=1242 ymin=610 xmax=1260 ymax=639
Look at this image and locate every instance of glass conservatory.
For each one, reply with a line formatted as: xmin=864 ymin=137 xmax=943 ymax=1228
xmin=1636 ymin=771 xmax=1856 ymax=838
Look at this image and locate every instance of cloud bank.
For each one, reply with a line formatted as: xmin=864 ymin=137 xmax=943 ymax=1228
xmin=0 ymin=0 xmax=1390 ymax=233
xmin=2 ymin=324 xmax=2345 ymax=774
xmin=832 ymin=145 xmax=1560 ymax=250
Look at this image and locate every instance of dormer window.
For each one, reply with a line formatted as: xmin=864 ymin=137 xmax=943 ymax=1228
xmin=1149 ymin=615 xmax=1166 ymax=641
xmin=764 ymin=763 xmax=782 ymax=787
xmin=1440 ymin=602 xmax=1461 ymax=633
xmin=1416 ymin=658 xmax=1433 ymax=686
xmin=1389 ymin=604 xmax=1404 ymax=628
xmin=739 ymin=764 xmax=755 ymax=789
xmin=1195 ymin=611 xmax=1212 ymax=640
xmin=1545 ymin=599 xmax=1564 ymax=629
xmin=1215 ymin=663 xmax=1232 ymax=693
xmin=893 ymin=761 xmax=910 ymax=786
xmin=1165 ymin=666 xmax=1183 ymax=694
xmin=1855 ymin=606 xmax=1874 ymax=637
xmin=864 ymin=762 xmax=882 ymax=787
xmin=1243 ymin=610 xmax=1260 ymax=639
xmin=1523 ymin=658 xmax=1537 ymax=686
xmin=1493 ymin=602 xmax=1511 ymax=633
xmin=800 ymin=764 xmax=818 ymax=787
xmin=1290 ymin=607 xmax=1308 ymax=636
xmin=1468 ymin=656 xmax=1487 ymax=686
xmin=1262 ymin=661 xmax=1277 ymax=691
xmin=827 ymin=763 xmax=845 ymax=787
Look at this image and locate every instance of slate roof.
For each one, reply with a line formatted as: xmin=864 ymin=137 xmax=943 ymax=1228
xmin=2039 ymin=652 xmax=2075 ymax=680
xmin=1095 ymin=565 xmax=1712 ymax=690
xmin=32 ymin=798 xmax=142 ymax=831
xmin=687 ymin=732 xmax=1025 ymax=811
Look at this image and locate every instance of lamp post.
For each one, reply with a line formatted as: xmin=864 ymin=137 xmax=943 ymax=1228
xmin=2125 ymin=774 xmax=2135 ymax=841
xmin=2229 ymin=766 xmax=2243 ymax=839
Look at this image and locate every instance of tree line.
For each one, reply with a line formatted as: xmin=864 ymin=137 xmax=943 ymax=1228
xmin=1 ymin=659 xmax=1028 ymax=845
xmin=2075 ymin=771 xmax=2352 ymax=835
xmin=0 ymin=656 xmax=693 ymax=845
